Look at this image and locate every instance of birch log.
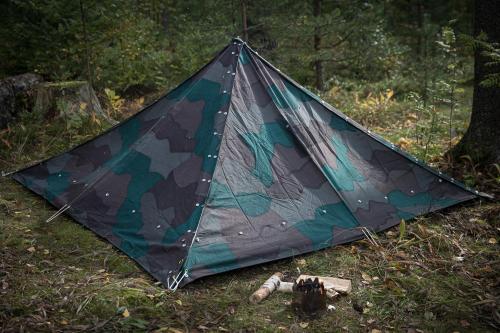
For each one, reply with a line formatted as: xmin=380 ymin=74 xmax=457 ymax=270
xmin=249 ymin=272 xmax=283 ymax=303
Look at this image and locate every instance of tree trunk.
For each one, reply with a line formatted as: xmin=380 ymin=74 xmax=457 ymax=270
xmin=241 ymin=0 xmax=248 ymax=42
xmin=313 ymin=0 xmax=324 ymax=91
xmin=79 ymin=0 xmax=93 ymax=88
xmin=452 ymin=0 xmax=500 ymax=164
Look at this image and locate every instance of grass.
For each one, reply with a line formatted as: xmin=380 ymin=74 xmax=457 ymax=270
xmin=0 ymin=90 xmax=499 ymax=332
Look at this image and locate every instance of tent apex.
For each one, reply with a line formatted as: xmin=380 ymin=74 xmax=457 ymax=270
xmin=231 ymin=36 xmax=245 ymax=44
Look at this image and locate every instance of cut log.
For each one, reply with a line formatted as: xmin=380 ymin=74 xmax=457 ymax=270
xmin=278 ymin=281 xmax=294 ymax=293
xmin=279 ymin=281 xmax=340 ymax=299
xmin=297 ymin=275 xmax=352 ymax=294
xmin=249 ymin=272 xmax=283 ymax=303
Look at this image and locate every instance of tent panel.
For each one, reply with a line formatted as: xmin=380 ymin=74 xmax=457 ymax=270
xmin=181 ymin=43 xmax=479 ymax=285
xmin=13 ymin=43 xmax=242 ymax=286
xmin=183 ymin=45 xmax=362 ymax=284
xmin=245 ymin=47 xmax=477 ymax=232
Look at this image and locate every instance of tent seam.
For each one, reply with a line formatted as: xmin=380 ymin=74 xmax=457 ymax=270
xmin=242 ymin=44 xmax=362 ymax=227
xmin=181 ymin=40 xmax=244 ymax=282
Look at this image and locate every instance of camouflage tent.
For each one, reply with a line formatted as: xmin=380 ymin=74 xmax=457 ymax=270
xmin=11 ymin=38 xmax=484 ymax=290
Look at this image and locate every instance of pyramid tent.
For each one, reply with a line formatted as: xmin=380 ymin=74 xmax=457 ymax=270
xmin=11 ymin=38 xmax=484 ymax=289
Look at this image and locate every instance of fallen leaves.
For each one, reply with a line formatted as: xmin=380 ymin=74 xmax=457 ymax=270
xmin=153 ymin=327 xmax=184 ymax=333
xmin=116 ymin=306 xmax=130 ymax=318
xmin=27 ymin=246 xmax=36 ymax=253
xmin=460 ymin=319 xmax=470 ymax=327
xmin=296 ymin=259 xmax=307 ymax=267
xmin=361 ymin=272 xmax=372 ymax=284
xmin=397 ymin=137 xmax=414 ymax=149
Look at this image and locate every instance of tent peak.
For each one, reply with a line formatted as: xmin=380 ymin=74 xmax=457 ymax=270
xmin=231 ymin=36 xmax=245 ymax=44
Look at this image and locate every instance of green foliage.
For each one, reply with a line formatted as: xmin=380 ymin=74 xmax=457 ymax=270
xmin=0 ymin=0 xmax=169 ymax=92
xmin=0 ymin=107 xmax=111 ymax=168
xmin=93 ymin=14 xmax=169 ymax=91
xmin=479 ymin=39 xmax=500 ymax=88
xmin=0 ymin=0 xmax=476 ymax=99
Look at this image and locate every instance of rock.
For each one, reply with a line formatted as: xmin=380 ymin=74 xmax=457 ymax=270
xmin=0 ymin=73 xmax=43 ymax=128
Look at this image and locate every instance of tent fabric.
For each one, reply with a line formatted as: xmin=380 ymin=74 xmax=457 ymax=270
xmin=12 ymin=38 xmax=481 ymax=289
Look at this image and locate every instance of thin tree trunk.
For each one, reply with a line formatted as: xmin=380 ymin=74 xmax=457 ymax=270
xmin=79 ymin=0 xmax=93 ymax=88
xmin=452 ymin=0 xmax=500 ymax=164
xmin=79 ymin=0 xmax=96 ymax=117
xmin=313 ymin=0 xmax=324 ymax=91
xmin=241 ymin=0 xmax=248 ymax=42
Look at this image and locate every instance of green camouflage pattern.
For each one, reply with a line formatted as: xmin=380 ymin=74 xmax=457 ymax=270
xmin=12 ymin=39 xmax=481 ymax=288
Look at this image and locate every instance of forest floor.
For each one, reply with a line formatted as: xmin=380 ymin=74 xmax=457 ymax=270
xmin=0 ymin=90 xmax=499 ymax=332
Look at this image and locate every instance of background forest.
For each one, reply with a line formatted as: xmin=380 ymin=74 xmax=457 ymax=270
xmin=2 ymin=0 xmax=496 ymax=169
xmin=0 ymin=0 xmax=474 ymax=94
xmin=1 ymin=0 xmax=493 ymax=172
xmin=0 ymin=0 xmax=498 ymax=332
